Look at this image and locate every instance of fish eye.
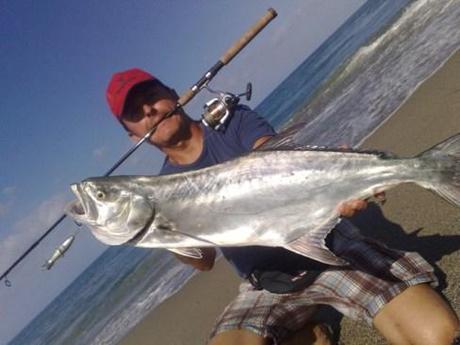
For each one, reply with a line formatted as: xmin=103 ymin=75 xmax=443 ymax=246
xmin=96 ymin=191 xmax=106 ymax=200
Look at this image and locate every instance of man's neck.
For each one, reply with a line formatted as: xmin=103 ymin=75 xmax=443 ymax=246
xmin=162 ymin=121 xmax=204 ymax=165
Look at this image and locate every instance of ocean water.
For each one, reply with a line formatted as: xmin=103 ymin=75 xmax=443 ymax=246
xmin=9 ymin=0 xmax=460 ymax=344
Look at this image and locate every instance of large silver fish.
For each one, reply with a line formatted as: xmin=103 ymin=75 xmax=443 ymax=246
xmin=65 ymin=134 xmax=460 ymax=266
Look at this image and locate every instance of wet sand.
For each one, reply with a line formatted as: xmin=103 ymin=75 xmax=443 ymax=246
xmin=119 ymin=50 xmax=460 ymax=345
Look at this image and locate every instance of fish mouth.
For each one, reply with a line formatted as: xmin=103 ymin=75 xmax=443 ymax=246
xmin=66 ymin=199 xmax=85 ymax=216
xmin=65 ymin=184 xmax=87 ymax=219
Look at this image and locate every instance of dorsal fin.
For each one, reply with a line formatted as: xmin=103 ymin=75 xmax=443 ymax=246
xmin=259 ymin=142 xmax=395 ymax=158
xmin=260 ymin=120 xmax=396 ymax=158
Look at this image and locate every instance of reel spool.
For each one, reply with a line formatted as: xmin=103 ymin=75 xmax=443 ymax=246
xmin=202 ymin=82 xmax=252 ymax=130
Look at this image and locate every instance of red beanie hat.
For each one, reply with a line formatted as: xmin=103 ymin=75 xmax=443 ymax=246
xmin=106 ymin=68 xmax=156 ymax=119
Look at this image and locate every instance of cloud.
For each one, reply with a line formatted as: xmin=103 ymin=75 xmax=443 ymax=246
xmin=0 ymin=187 xmax=17 ymax=218
xmin=2 ymin=186 xmax=16 ymax=196
xmin=0 ymin=202 xmax=9 ymax=217
xmin=0 ymin=193 xmax=69 ymax=271
xmin=92 ymin=146 xmax=108 ymax=159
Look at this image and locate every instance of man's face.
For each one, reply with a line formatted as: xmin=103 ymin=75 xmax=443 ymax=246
xmin=120 ymin=83 xmax=186 ymax=147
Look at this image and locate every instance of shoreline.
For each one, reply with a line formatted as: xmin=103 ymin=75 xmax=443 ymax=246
xmin=358 ymin=47 xmax=460 ymax=148
xmin=119 ymin=51 xmax=459 ymax=345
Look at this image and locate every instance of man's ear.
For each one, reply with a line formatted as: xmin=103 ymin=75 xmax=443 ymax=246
xmin=128 ymin=132 xmax=142 ymax=143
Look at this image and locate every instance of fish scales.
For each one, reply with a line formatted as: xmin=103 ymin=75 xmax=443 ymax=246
xmin=149 ymin=151 xmax=400 ymax=240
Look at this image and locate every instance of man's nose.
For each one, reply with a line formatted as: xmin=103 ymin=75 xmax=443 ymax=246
xmin=142 ymin=104 xmax=155 ymax=117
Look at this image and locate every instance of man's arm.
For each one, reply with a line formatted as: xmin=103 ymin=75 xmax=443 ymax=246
xmin=253 ymin=135 xmax=273 ymax=149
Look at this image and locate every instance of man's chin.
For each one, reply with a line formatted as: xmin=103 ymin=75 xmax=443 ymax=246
xmin=151 ymin=116 xmax=187 ymax=146
xmin=150 ymin=131 xmax=177 ymax=148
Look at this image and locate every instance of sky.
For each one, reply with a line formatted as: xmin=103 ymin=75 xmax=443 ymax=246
xmin=0 ymin=0 xmax=365 ymax=342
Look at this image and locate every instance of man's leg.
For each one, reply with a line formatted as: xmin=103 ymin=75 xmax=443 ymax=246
xmin=208 ymin=323 xmax=333 ymax=345
xmin=208 ymin=282 xmax=334 ymax=345
xmin=283 ymin=323 xmax=334 ymax=345
xmin=373 ymin=284 xmax=459 ymax=345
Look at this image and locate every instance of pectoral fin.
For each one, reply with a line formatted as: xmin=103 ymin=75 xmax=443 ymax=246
xmin=131 ymin=212 xmax=216 ymax=249
xmin=283 ymin=240 xmax=348 ymax=266
xmin=283 ymin=217 xmax=348 ymax=266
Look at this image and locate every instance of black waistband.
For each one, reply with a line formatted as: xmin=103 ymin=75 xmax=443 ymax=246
xmin=248 ymin=269 xmax=323 ymax=294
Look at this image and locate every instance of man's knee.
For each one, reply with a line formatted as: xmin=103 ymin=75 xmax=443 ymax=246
xmin=373 ymin=284 xmax=459 ymax=345
xmin=375 ymin=312 xmax=458 ymax=345
xmin=419 ymin=317 xmax=459 ymax=345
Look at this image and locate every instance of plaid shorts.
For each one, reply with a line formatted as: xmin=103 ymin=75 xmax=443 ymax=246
xmin=209 ymin=219 xmax=438 ymax=343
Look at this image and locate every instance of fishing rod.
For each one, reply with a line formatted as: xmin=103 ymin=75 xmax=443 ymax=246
xmin=0 ymin=8 xmax=278 ymax=287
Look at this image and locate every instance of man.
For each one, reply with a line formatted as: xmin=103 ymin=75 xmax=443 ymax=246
xmin=106 ymin=68 xmax=459 ymax=345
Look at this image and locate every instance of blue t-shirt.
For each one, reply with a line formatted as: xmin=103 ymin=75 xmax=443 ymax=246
xmin=160 ymin=105 xmax=324 ymax=278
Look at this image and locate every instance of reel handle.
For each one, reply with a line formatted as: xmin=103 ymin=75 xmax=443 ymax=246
xmin=238 ymin=82 xmax=252 ymax=101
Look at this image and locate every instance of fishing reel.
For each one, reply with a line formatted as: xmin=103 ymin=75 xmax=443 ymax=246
xmin=201 ymin=82 xmax=252 ymax=130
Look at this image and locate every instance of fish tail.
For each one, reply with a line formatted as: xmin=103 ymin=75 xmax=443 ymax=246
xmin=416 ymin=133 xmax=460 ymax=207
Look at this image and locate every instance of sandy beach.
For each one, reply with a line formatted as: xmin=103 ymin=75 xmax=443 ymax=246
xmin=119 ymin=51 xmax=460 ymax=345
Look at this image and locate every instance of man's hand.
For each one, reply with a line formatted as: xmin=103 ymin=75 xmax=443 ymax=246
xmin=338 ymin=199 xmax=367 ymax=217
xmin=338 ymin=192 xmax=386 ymax=217
xmin=172 ymin=247 xmax=217 ymax=271
xmin=336 ymin=144 xmax=386 ymax=217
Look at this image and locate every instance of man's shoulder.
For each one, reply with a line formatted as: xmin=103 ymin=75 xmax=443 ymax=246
xmin=233 ymin=104 xmax=256 ymax=117
xmin=228 ymin=104 xmax=272 ymax=130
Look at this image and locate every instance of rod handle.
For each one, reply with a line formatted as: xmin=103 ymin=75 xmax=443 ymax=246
xmin=220 ymin=8 xmax=277 ymax=65
xmin=177 ymin=88 xmax=195 ymax=107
